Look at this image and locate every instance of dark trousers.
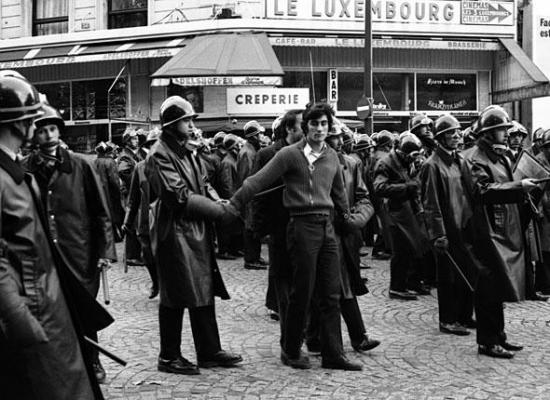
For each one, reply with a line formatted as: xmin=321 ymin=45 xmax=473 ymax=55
xmin=474 ymin=272 xmax=506 ymax=346
xmin=159 ymin=304 xmax=222 ymax=360
xmin=285 ymin=215 xmax=343 ymax=361
xmin=436 ymin=254 xmax=474 ymax=324
xmin=243 ymin=228 xmax=262 ymax=264
xmin=536 ymin=252 xmax=550 ymax=294
xmin=138 ymin=234 xmax=158 ymax=289
xmin=218 ymin=222 xmax=243 ymax=255
xmin=389 ymin=228 xmax=413 ymax=292
xmin=125 ymin=228 xmax=142 ymax=261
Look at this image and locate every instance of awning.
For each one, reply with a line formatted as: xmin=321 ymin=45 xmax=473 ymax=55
xmin=0 ymin=38 xmax=187 ymax=69
xmin=151 ymin=33 xmax=284 ymax=87
xmin=492 ymin=38 xmax=550 ymax=104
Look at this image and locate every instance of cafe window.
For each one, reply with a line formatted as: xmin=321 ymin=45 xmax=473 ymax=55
xmin=109 ymin=0 xmax=148 ymax=29
xmin=168 ymin=84 xmax=204 ymax=114
xmin=33 ymin=0 xmax=68 ymax=36
xmin=284 ymin=71 xmax=327 ymax=107
xmin=338 ymin=72 xmax=414 ymax=112
xmin=416 ymin=73 xmax=477 ymax=112
xmin=72 ymin=78 xmax=127 ymax=120
xmin=35 ymin=82 xmax=71 ymax=121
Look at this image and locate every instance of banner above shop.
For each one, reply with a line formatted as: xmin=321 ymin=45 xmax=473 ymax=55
xmin=171 ymin=76 xmax=283 ymax=87
xmin=269 ymin=36 xmax=501 ymax=51
xmin=266 ymin=0 xmax=516 ymax=37
xmin=227 ymin=87 xmax=310 ymax=115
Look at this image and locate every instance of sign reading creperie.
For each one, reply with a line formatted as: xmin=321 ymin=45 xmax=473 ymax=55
xmin=227 ymin=88 xmax=310 ymax=115
xmin=266 ymin=0 xmax=515 ymax=36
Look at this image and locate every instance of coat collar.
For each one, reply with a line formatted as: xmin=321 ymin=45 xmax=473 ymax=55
xmin=160 ymin=131 xmax=188 ymax=159
xmin=477 ymin=138 xmax=502 ymax=164
xmin=435 ymin=146 xmax=460 ymax=167
xmin=26 ymin=146 xmax=72 ymax=174
xmin=0 ymin=148 xmax=24 ymax=184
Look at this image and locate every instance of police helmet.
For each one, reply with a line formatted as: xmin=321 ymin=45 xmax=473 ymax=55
xmin=477 ymin=106 xmax=513 ymax=135
xmin=398 ymin=132 xmax=423 ymax=155
xmin=410 ymin=114 xmax=434 ymax=133
xmin=0 ymin=75 xmax=43 ymax=124
xmin=34 ymin=103 xmax=64 ymax=132
xmin=507 ymin=121 xmax=528 ymax=137
xmin=434 ymin=114 xmax=461 ymax=138
xmin=160 ymin=96 xmax=197 ymax=128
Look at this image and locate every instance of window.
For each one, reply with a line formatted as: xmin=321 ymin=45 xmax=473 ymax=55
xmin=35 ymin=82 xmax=70 ymax=120
xmin=109 ymin=0 xmax=148 ymax=29
xmin=33 ymin=0 xmax=68 ymax=36
xmin=168 ymin=84 xmax=204 ymax=113
xmin=72 ymin=78 xmax=127 ymax=120
xmin=416 ymin=74 xmax=477 ymax=112
xmin=284 ymin=71 xmax=328 ymax=106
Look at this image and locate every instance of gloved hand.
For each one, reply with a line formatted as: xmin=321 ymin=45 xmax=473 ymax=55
xmin=406 ymin=181 xmax=419 ymax=196
xmin=433 ymin=236 xmax=449 ymax=253
xmin=521 ymin=178 xmax=538 ymax=193
xmin=218 ymin=200 xmax=241 ymax=225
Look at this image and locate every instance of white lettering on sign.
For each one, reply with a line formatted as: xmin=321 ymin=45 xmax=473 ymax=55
xmin=172 ymin=76 xmax=283 ymax=87
xmin=227 ymin=88 xmax=310 ymax=115
xmin=462 ymin=1 xmax=514 ymax=26
xmin=328 ymin=69 xmax=338 ymax=102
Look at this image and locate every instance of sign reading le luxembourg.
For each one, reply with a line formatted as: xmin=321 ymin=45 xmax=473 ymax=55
xmin=227 ymin=88 xmax=310 ymax=115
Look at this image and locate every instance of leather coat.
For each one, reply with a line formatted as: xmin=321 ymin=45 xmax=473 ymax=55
xmin=219 ymin=151 xmax=239 ymax=199
xmin=24 ymin=147 xmax=116 ymax=296
xmin=237 ymin=141 xmax=258 ymax=187
xmin=145 ymin=133 xmax=230 ymax=308
xmin=125 ymin=160 xmax=150 ymax=238
xmin=94 ymin=155 xmax=124 ymax=234
xmin=0 ymin=149 xmax=112 ymax=400
xmin=462 ymin=141 xmax=527 ymax=301
xmin=373 ymin=150 xmax=426 ymax=257
xmin=536 ymin=152 xmax=550 ymax=252
xmin=117 ymin=146 xmax=143 ymax=204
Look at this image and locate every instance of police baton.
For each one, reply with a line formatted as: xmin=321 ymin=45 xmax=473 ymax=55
xmin=99 ymin=260 xmax=111 ymax=305
xmin=444 ymin=251 xmax=474 ymax=292
xmin=84 ymin=336 xmax=127 ymax=366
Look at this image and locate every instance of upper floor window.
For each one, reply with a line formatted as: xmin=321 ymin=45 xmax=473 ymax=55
xmin=109 ymin=0 xmax=148 ymax=29
xmin=33 ymin=0 xmax=68 ymax=36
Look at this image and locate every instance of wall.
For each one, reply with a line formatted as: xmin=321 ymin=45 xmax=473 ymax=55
xmin=0 ymin=0 xmax=23 ymax=39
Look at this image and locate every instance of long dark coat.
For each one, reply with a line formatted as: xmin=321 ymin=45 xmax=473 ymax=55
xmin=0 ymin=150 xmax=112 ymax=400
xmin=462 ymin=141 xmax=527 ymax=301
xmin=117 ymin=146 xmax=143 ymax=204
xmin=535 ymin=152 xmax=550 ymax=252
xmin=420 ymin=147 xmax=480 ymax=284
xmin=23 ymin=148 xmax=116 ymax=296
xmin=94 ymin=154 xmax=124 ymax=233
xmin=338 ymin=153 xmax=373 ymax=298
xmin=373 ymin=150 xmax=426 ymax=258
xmin=145 ymin=133 xmax=229 ymax=309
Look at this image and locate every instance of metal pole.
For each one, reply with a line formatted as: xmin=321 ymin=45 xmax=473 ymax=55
xmin=364 ymin=0 xmax=373 ymax=135
xmin=108 ymin=62 xmax=128 ymax=142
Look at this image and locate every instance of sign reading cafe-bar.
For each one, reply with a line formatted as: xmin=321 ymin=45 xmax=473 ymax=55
xmin=227 ymin=88 xmax=310 ymax=115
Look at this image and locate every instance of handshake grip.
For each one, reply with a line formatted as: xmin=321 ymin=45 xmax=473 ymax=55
xmin=185 ymin=194 xmax=240 ymax=224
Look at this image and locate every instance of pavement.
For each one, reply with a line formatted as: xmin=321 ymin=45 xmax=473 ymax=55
xmin=99 ymin=245 xmax=550 ymax=399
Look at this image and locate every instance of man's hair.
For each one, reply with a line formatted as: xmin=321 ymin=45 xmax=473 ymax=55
xmin=275 ymin=109 xmax=303 ymax=140
xmin=301 ymin=103 xmax=333 ymax=133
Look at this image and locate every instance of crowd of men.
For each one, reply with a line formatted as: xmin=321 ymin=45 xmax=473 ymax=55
xmin=2 ymin=70 xmax=550 ymax=399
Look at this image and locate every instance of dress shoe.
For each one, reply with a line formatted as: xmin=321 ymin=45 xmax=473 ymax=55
xmin=389 ymin=289 xmax=418 ymax=300
xmin=93 ymin=361 xmax=106 ymax=384
xmin=198 ymin=350 xmax=243 ymax=368
xmin=281 ymin=351 xmax=311 ymax=369
xmin=258 ymin=257 xmax=269 ymax=266
xmin=269 ymin=311 xmax=280 ymax=321
xmin=501 ymin=342 xmax=523 ymax=351
xmin=352 ymin=336 xmax=381 ymax=352
xmin=359 ymin=247 xmax=369 ymax=256
xmin=322 ymin=356 xmax=362 ymax=371
xmin=372 ymin=251 xmax=391 ymax=260
xmin=158 ymin=356 xmax=200 ymax=375
xmin=306 ymin=340 xmax=321 ymax=355
xmin=439 ymin=322 xmax=470 ymax=336
xmin=149 ymin=284 xmax=159 ymax=299
xmin=408 ymin=284 xmax=431 ymax=296
xmin=459 ymin=318 xmax=477 ymax=329
xmin=244 ymin=262 xmax=267 ymax=270
xmin=216 ymin=252 xmax=237 ymax=260
xmin=478 ymin=345 xmax=514 ymax=359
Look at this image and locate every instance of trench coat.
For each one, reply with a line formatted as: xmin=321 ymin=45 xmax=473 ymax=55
xmin=338 ymin=153 xmax=373 ymax=298
xmin=373 ymin=150 xmax=426 ymax=258
xmin=117 ymin=146 xmax=143 ymax=204
xmin=23 ymin=147 xmax=116 ymax=296
xmin=534 ymin=152 xmax=550 ymax=253
xmin=145 ymin=132 xmax=230 ymax=309
xmin=462 ymin=141 xmax=527 ymax=301
xmin=0 ymin=149 xmax=112 ymax=400
xmin=94 ymin=154 xmax=124 ymax=236
xmin=420 ymin=147 xmax=480 ymax=284
xmin=368 ymin=149 xmax=393 ymax=248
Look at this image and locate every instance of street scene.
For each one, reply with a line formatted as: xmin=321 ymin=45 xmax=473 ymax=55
xmin=3 ymin=1 xmax=550 ymax=400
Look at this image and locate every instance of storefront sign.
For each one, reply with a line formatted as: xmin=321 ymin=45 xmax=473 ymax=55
xmin=266 ymin=0 xmax=516 ymax=37
xmin=173 ymin=76 xmax=283 ymax=87
xmin=416 ymin=73 xmax=477 ymax=111
xmin=226 ymin=88 xmax=310 ymax=115
xmin=269 ymin=36 xmax=501 ymax=51
xmin=328 ymin=69 xmax=338 ymax=102
xmin=0 ymin=48 xmax=180 ymax=69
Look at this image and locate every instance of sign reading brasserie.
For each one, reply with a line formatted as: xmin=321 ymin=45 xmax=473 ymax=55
xmin=266 ymin=0 xmax=515 ymax=36
xmin=226 ymin=88 xmax=310 ymax=115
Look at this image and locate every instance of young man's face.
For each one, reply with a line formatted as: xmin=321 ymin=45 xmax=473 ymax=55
xmin=35 ymin=123 xmax=60 ymax=149
xmin=508 ymin=133 xmax=524 ymax=151
xmin=306 ymin=114 xmax=329 ymax=145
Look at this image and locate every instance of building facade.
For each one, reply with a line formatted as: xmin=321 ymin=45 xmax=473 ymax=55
xmin=0 ymin=0 xmax=541 ymax=151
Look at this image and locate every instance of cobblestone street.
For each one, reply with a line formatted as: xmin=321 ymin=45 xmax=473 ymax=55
xmin=100 ymin=245 xmax=550 ymax=400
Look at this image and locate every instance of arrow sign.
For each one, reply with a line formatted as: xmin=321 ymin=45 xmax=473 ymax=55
xmin=461 ymin=2 xmax=513 ymax=26
xmin=487 ymin=3 xmax=512 ymax=23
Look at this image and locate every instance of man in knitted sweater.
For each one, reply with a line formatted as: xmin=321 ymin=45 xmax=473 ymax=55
xmin=230 ymin=103 xmax=362 ymax=371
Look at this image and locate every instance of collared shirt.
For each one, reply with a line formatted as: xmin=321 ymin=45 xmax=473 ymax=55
xmin=0 ymin=143 xmax=17 ymax=161
xmin=304 ymin=142 xmax=326 ymax=165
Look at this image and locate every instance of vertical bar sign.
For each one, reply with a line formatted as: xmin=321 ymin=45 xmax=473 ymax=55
xmin=328 ymin=69 xmax=338 ymax=104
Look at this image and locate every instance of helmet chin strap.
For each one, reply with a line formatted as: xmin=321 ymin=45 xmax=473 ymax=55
xmin=491 ymin=143 xmax=508 ymax=155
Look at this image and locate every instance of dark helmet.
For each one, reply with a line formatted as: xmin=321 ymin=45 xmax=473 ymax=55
xmin=243 ymin=120 xmax=264 ymax=138
xmin=410 ymin=114 xmax=433 ymax=133
xmin=0 ymin=75 xmax=43 ymax=124
xmin=507 ymin=121 xmax=528 ymax=137
xmin=462 ymin=126 xmax=477 ymax=148
xmin=533 ymin=127 xmax=545 ymax=143
xmin=160 ymin=96 xmax=197 ymax=128
xmin=540 ymin=129 xmax=550 ymax=148
xmin=213 ymin=131 xmax=227 ymax=148
xmin=397 ymin=132 xmax=423 ymax=155
xmin=354 ymin=134 xmax=374 ymax=151
xmin=122 ymin=128 xmax=138 ymax=143
xmin=144 ymin=127 xmax=161 ymax=145
xmin=223 ymin=133 xmax=239 ymax=151
xmin=477 ymin=106 xmax=513 ymax=135
xmin=0 ymin=69 xmax=27 ymax=80
xmin=375 ymin=130 xmax=393 ymax=148
xmin=95 ymin=141 xmax=115 ymax=154
xmin=434 ymin=114 xmax=461 ymax=139
xmin=34 ymin=103 xmax=64 ymax=132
